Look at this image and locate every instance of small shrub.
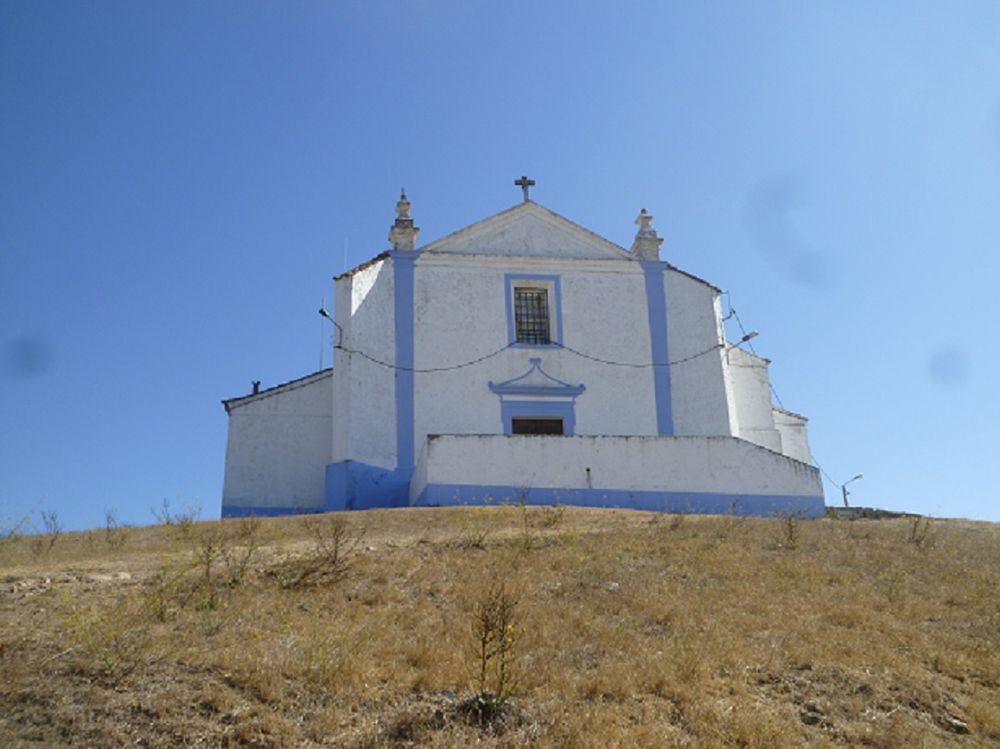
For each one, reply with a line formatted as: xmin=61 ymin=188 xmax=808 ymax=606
xmin=192 ymin=526 xmax=226 ymax=610
xmin=224 ymin=516 xmax=263 ymax=586
xmin=536 ymin=502 xmax=565 ymax=530
xmin=466 ymin=581 xmax=519 ymax=723
xmin=782 ymin=514 xmax=799 ymax=550
xmin=0 ymin=511 xmax=30 ymax=562
xmin=151 ymin=498 xmax=200 ymax=540
xmin=189 ymin=517 xmax=264 ymax=608
xmin=104 ymin=510 xmax=128 ymax=551
xmin=517 ymin=501 xmax=534 ymax=551
xmin=908 ymin=516 xmax=933 ymax=547
xmin=271 ymin=515 xmax=363 ymax=589
xmin=29 ymin=510 xmax=61 ymax=557
xmin=456 ymin=506 xmax=495 ymax=550
xmin=63 ymin=596 xmax=152 ymax=677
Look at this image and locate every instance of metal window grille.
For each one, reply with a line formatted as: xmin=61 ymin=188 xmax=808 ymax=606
xmin=514 ymin=288 xmax=550 ymax=344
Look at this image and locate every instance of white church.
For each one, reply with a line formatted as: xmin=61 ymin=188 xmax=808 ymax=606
xmin=221 ymin=180 xmax=825 ymax=518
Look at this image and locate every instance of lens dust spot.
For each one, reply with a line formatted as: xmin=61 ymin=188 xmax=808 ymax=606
xmin=925 ymin=344 xmax=969 ymax=389
xmin=3 ymin=336 xmax=52 ymax=378
xmin=744 ymin=173 xmax=842 ymax=290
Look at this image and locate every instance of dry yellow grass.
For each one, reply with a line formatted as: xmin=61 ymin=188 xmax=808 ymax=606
xmin=1 ymin=506 xmax=998 ymax=747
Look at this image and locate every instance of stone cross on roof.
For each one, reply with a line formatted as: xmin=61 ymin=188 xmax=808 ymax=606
xmin=514 ymin=175 xmax=536 ymax=202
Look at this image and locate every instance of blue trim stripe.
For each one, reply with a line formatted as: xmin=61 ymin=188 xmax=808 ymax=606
xmin=504 ymin=273 xmax=563 ymax=347
xmin=642 ymin=261 xmax=674 ymax=435
xmin=222 ymin=504 xmax=322 ymax=518
xmin=393 ymin=252 xmax=417 ymax=472
xmin=415 ymin=483 xmax=826 ymax=518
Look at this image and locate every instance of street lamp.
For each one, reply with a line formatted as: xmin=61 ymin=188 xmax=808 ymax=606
xmin=318 ymin=307 xmax=343 ymax=346
xmin=841 ymin=474 xmax=863 ymax=508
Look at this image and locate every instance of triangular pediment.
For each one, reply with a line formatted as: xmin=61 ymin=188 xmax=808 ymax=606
xmin=419 ymin=202 xmax=631 ymax=261
xmin=488 ymin=357 xmax=586 ymax=398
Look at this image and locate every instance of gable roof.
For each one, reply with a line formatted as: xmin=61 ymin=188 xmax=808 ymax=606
xmin=222 ymin=368 xmax=332 ymax=413
xmin=333 ymin=199 xmax=720 ymax=294
xmin=419 ymin=201 xmax=632 ymax=261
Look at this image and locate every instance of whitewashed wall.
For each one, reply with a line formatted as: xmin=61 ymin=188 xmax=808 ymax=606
xmin=665 ymin=270 xmax=736 ymax=437
xmin=333 ymin=259 xmax=397 ymax=469
xmin=411 ymin=434 xmax=823 ymax=500
xmin=222 ymin=371 xmax=333 ymax=511
xmin=726 ymin=346 xmax=783 ymax=453
xmin=325 ymin=203 xmax=817 ymax=510
xmin=773 ymin=408 xmax=812 ymax=463
xmin=413 ymin=254 xmax=659 ymax=443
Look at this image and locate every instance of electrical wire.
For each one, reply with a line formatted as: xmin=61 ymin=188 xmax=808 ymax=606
xmin=334 ymin=342 xmax=513 ymax=373
xmin=724 ymin=297 xmax=786 ymax=409
xmin=555 ymin=341 xmax=724 ymax=368
xmin=812 ymin=457 xmax=842 ymax=489
xmin=329 ymin=306 xmax=849 ymax=489
xmin=333 ymin=340 xmax=725 ymax=373
xmin=723 ymin=294 xmax=848 ymax=488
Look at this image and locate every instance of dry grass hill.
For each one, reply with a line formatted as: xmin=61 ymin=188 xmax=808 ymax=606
xmin=1 ymin=506 xmax=998 ymax=748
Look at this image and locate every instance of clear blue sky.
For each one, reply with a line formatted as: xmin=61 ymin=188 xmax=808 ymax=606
xmin=2 ymin=1 xmax=998 ymax=531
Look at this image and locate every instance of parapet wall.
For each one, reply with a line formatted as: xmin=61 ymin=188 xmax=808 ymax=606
xmin=410 ymin=434 xmax=825 ymax=517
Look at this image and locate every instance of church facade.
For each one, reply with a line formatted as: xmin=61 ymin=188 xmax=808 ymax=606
xmin=221 ymin=186 xmax=825 ymax=518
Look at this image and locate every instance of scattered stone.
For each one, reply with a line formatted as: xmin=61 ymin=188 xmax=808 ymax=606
xmin=942 ymin=714 xmax=970 ymax=734
xmin=799 ymin=702 xmax=825 ymax=725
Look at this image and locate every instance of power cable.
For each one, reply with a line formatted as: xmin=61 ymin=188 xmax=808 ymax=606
xmin=333 ymin=340 xmax=726 ymax=373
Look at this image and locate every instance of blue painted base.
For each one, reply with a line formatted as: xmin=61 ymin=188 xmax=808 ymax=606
xmin=227 ymin=473 xmax=824 ymax=520
xmin=221 ymin=504 xmax=322 ymax=518
xmin=324 ymin=460 xmax=412 ymax=511
xmin=414 ymin=483 xmax=826 ymax=518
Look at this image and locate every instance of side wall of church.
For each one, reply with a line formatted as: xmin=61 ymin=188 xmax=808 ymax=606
xmin=726 ymin=347 xmax=784 ymax=453
xmin=221 ymin=372 xmax=333 ymax=516
xmin=333 ymin=259 xmax=398 ymax=470
xmin=664 ymin=271 xmax=737 ymax=437
xmin=773 ymin=408 xmax=812 ymax=463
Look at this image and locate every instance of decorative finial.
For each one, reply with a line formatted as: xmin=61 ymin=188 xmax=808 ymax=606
xmin=389 ymin=189 xmax=419 ymax=251
xmin=630 ymin=208 xmax=663 ymax=260
xmin=514 ymin=175 xmax=536 ymax=202
xmin=395 ymin=189 xmax=411 ymax=219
